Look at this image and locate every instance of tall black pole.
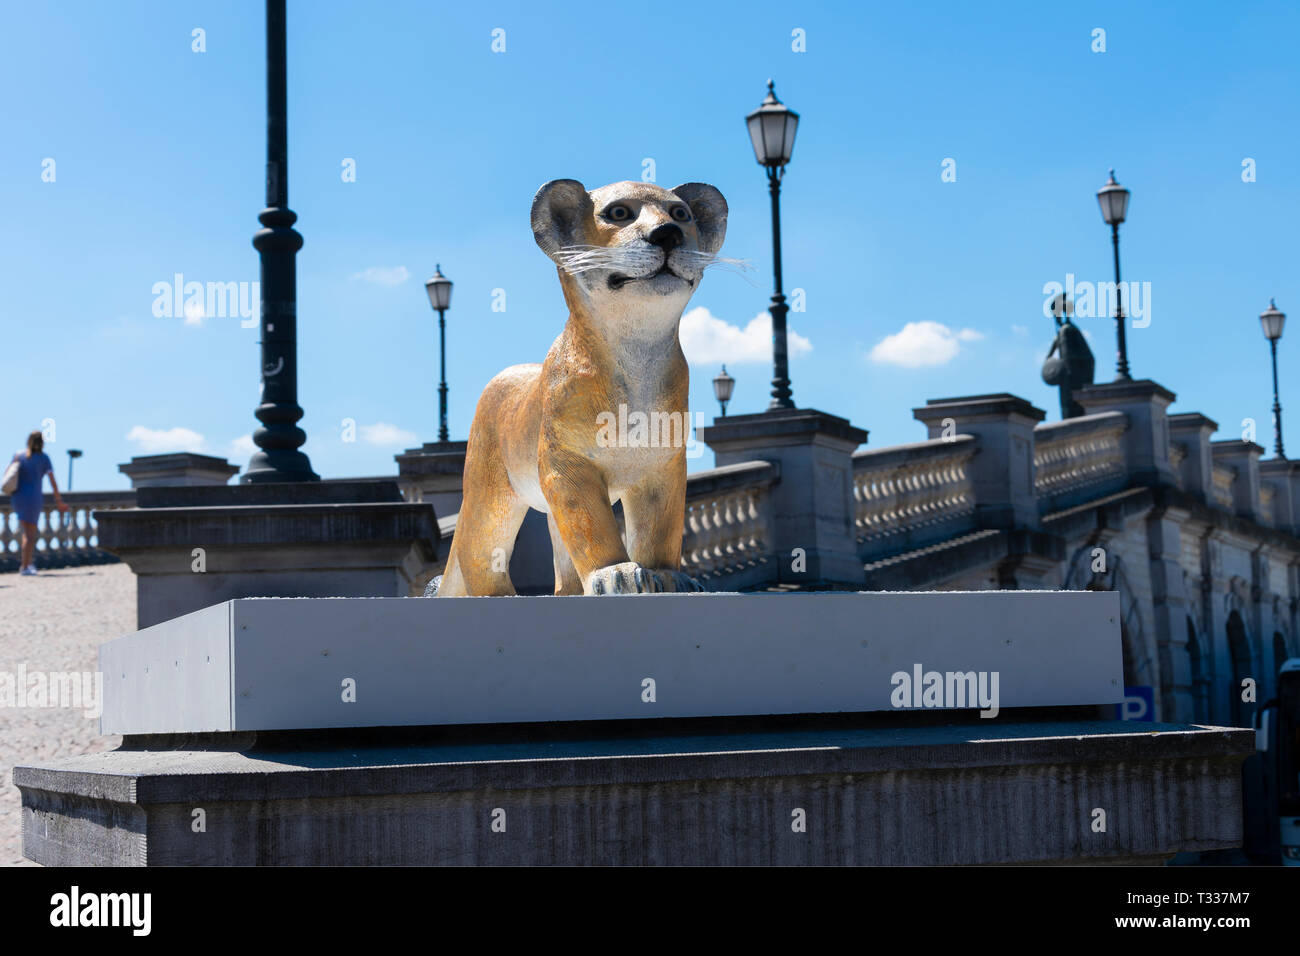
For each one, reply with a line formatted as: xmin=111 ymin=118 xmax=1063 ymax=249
xmin=244 ymin=0 xmax=318 ymax=483
xmin=1271 ymin=338 xmax=1286 ymax=458
xmin=437 ymin=307 xmax=449 ymax=443
xmin=1111 ymin=222 xmax=1131 ymax=382
xmin=767 ymin=167 xmax=794 ymax=410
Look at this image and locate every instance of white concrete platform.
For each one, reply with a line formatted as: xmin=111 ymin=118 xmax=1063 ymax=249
xmin=98 ymin=590 xmax=1123 ymax=735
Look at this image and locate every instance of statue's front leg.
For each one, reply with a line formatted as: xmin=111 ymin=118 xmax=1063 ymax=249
xmin=539 ymin=449 xmax=636 ymax=594
xmin=619 ymin=459 xmax=704 ymax=594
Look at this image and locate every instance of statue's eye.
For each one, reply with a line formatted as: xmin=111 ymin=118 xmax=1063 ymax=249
xmin=605 ymin=204 xmax=633 ymax=223
xmin=671 ymin=205 xmax=692 ymax=222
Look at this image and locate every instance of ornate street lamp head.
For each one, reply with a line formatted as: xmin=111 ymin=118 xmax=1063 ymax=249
xmin=425 ymin=264 xmax=453 ymax=312
xmin=746 ymin=79 xmax=799 ymax=168
xmin=1261 ymin=298 xmax=1286 ymax=341
xmin=1096 ymin=168 xmax=1130 ymax=226
xmin=713 ymin=365 xmax=735 ymax=414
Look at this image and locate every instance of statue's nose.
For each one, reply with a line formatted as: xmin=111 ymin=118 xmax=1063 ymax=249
xmin=647 ymin=223 xmax=683 ymax=252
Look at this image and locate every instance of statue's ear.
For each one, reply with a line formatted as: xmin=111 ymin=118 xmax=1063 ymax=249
xmin=531 ymin=179 xmax=592 ymax=261
xmin=671 ymin=183 xmax=728 ymax=255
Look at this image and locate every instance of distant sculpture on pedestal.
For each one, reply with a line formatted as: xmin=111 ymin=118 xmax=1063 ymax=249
xmin=433 ymin=179 xmax=728 ymax=597
xmin=1041 ymin=294 xmax=1095 ymax=419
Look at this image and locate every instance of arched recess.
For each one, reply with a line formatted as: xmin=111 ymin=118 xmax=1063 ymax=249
xmin=1062 ymin=543 xmax=1155 ymax=696
xmin=1187 ymin=617 xmax=1209 ymax=723
xmin=1226 ymin=610 xmax=1253 ymax=728
xmin=1275 ymin=631 xmax=1292 ymax=676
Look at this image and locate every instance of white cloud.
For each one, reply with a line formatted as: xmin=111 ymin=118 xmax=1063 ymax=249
xmin=183 ymin=299 xmax=205 ymax=326
xmin=228 ymin=434 xmax=257 ymax=458
xmin=868 ymin=321 xmax=984 ymax=368
xmin=350 ymin=266 xmax=410 ymax=286
xmin=679 ymin=306 xmax=812 ymax=365
xmin=359 ymin=422 xmax=418 ymax=446
xmin=125 ymin=426 xmax=205 ymax=454
xmin=1011 ymin=324 xmax=1029 ymax=336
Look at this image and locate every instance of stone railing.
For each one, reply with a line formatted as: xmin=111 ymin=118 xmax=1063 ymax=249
xmin=852 ymin=436 xmax=977 ymax=555
xmin=1033 ymin=412 xmax=1128 ymax=509
xmin=680 ymin=460 xmax=779 ymax=583
xmin=1211 ymin=463 xmax=1236 ymax=510
xmin=1 ymin=490 xmax=137 ymax=572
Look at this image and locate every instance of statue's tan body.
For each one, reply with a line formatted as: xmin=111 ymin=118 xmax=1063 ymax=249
xmin=436 ymin=179 xmax=728 ymax=596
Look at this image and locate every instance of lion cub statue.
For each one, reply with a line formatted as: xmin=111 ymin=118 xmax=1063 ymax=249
xmin=435 ymin=178 xmax=728 ymax=596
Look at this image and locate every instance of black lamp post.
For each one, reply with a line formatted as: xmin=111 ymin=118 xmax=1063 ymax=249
xmin=244 ymin=0 xmax=318 ymax=483
xmin=424 ymin=265 xmax=454 ymax=443
xmin=66 ymin=449 xmax=82 ymax=491
xmin=712 ymin=366 xmax=735 ymax=417
xmin=1096 ymin=169 xmax=1132 ymax=382
xmin=746 ymin=80 xmax=800 ymax=411
xmin=1260 ymin=299 xmax=1287 ymax=458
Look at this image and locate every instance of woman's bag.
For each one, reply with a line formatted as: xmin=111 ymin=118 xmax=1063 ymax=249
xmin=2 ymin=457 xmax=19 ymax=495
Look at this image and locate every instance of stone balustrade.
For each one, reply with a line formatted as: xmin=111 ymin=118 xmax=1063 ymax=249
xmin=1 ymin=490 xmax=136 ymax=572
xmin=680 ymin=460 xmax=779 ymax=585
xmin=20 ymin=385 xmax=1300 ymax=595
xmin=1033 ymin=411 xmax=1128 ymax=511
xmin=852 ymin=436 xmax=978 ymax=556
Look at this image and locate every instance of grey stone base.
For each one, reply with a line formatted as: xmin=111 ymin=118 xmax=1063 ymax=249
xmin=98 ymin=590 xmax=1124 ymax=735
xmin=16 ymin=715 xmax=1252 ymax=866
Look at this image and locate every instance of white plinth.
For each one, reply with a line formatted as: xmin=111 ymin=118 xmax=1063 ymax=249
xmin=98 ymin=591 xmax=1123 ymax=735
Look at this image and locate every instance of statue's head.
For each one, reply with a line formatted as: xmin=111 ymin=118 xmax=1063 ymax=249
xmin=531 ymin=179 xmax=728 ymax=318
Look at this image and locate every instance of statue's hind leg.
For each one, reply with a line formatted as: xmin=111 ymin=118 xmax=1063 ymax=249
xmin=547 ymin=512 xmax=583 ymax=595
xmin=438 ymin=451 xmax=529 ymax=597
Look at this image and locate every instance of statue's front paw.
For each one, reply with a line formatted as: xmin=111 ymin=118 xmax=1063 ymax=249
xmin=586 ymin=562 xmax=706 ymax=595
xmin=587 ymin=562 xmax=646 ymax=594
xmin=652 ymin=569 xmax=707 ymax=593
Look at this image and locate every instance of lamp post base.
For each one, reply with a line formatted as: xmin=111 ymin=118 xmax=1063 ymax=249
xmin=768 ymin=296 xmax=794 ymax=410
xmin=241 ymin=449 xmax=320 ymax=484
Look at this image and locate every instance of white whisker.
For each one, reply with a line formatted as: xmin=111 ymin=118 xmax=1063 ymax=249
xmin=555 ymin=245 xmax=756 ymax=286
xmin=556 ymin=244 xmax=662 ymax=276
xmin=676 ymin=251 xmax=754 ymax=271
xmin=674 ymin=251 xmax=759 ymax=285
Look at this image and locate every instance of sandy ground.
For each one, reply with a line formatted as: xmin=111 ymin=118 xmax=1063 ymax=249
xmin=0 ymin=564 xmax=132 ymax=866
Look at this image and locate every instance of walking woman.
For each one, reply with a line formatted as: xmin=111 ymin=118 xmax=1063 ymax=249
xmin=8 ymin=430 xmax=67 ymax=575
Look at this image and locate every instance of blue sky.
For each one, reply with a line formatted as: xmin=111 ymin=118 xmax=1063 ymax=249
xmin=3 ymin=0 xmax=1298 ymax=490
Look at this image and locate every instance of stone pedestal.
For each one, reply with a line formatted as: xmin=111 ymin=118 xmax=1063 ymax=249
xmin=1261 ymin=458 xmax=1300 ymax=536
xmin=395 ymin=440 xmax=468 ymax=516
xmin=97 ymin=481 xmax=440 ymax=629
xmin=1212 ymin=440 xmax=1264 ymax=522
xmin=699 ymin=408 xmax=867 ymax=587
xmin=119 ymin=453 xmax=240 ymax=488
xmin=12 ymin=582 xmax=1253 ymax=866
xmin=913 ymin=394 xmax=1045 ymax=531
xmin=15 ymin=587 xmax=1255 ymax=866
xmin=15 ymin=718 xmax=1251 ymax=865
xmin=95 ymin=590 xmax=1123 ymax=733
xmin=1168 ymin=413 xmax=1219 ymax=503
xmin=1075 ymin=379 xmax=1177 ymax=487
